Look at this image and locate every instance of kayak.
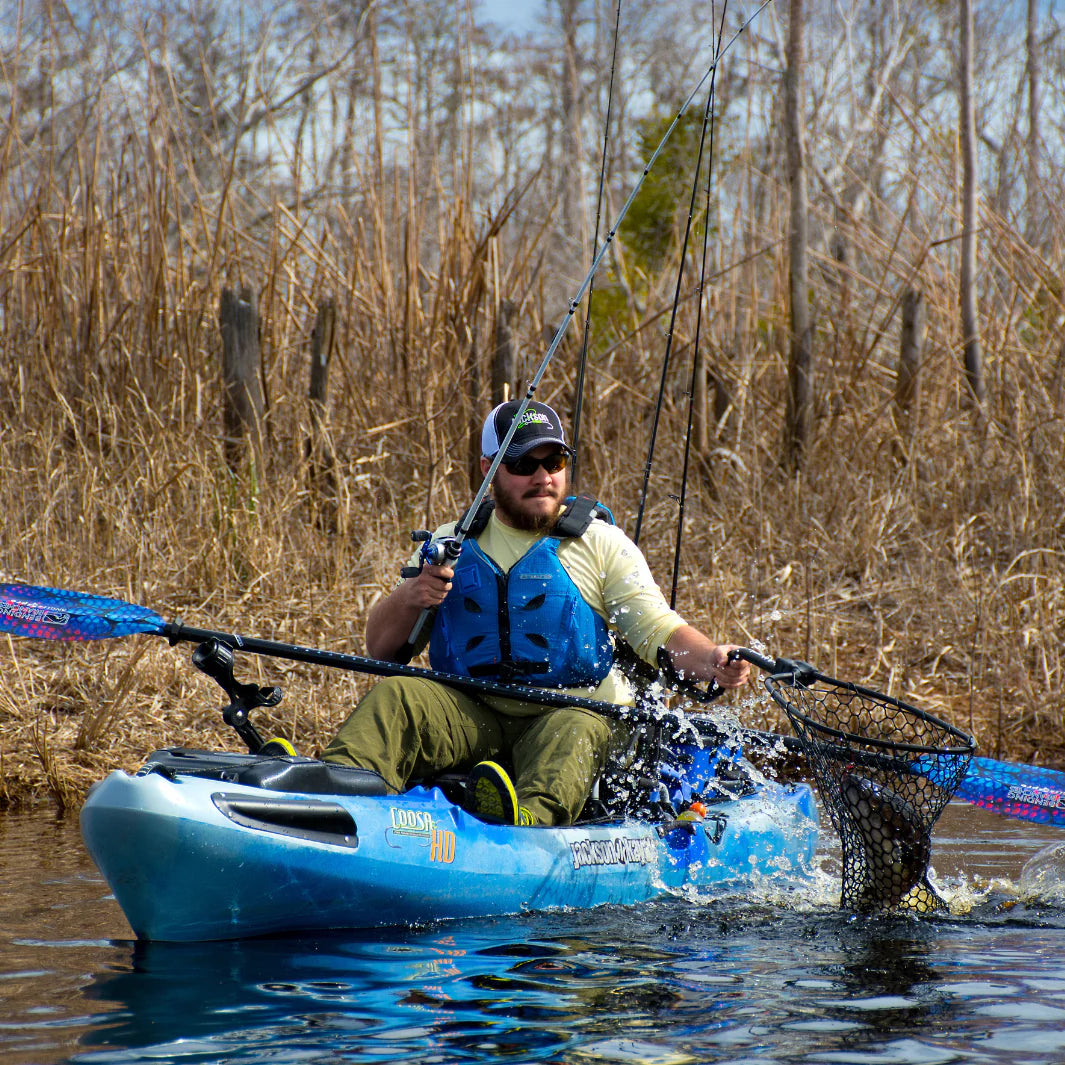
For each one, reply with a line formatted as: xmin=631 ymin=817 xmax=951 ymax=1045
xmin=81 ymin=740 xmax=819 ymax=942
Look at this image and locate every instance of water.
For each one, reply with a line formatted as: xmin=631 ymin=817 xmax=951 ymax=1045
xmin=3 ymin=801 xmax=1065 ymax=1065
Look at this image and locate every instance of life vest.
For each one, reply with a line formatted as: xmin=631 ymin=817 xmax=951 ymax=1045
xmin=427 ymin=496 xmax=615 ymax=688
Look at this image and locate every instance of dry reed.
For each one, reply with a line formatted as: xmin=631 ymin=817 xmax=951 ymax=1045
xmin=3 ymin=8 xmax=1065 ymax=808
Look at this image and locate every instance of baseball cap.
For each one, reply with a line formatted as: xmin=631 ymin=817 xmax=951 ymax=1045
xmin=480 ymin=399 xmax=569 ymax=460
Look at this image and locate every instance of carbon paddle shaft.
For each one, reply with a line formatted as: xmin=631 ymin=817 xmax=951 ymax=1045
xmin=164 ymin=622 xmax=651 ymax=722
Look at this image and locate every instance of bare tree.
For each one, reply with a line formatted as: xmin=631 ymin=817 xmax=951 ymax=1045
xmin=783 ymin=0 xmax=812 ymax=469
xmin=558 ymin=0 xmax=588 ymax=260
xmin=1026 ymin=0 xmax=1042 ymax=246
xmin=959 ymin=0 xmax=984 ymax=408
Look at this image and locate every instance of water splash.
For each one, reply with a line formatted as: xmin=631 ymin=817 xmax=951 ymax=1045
xmin=1019 ymin=841 xmax=1065 ymax=903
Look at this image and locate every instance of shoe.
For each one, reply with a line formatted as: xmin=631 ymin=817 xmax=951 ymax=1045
xmin=468 ymin=761 xmax=535 ymax=826
xmin=259 ymin=737 xmax=297 ymax=756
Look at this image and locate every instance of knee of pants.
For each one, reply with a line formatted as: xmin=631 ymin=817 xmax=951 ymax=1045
xmin=359 ymin=675 xmax=432 ymax=712
xmin=520 ymin=707 xmax=614 ymax=763
xmin=325 ymin=677 xmax=428 ymax=753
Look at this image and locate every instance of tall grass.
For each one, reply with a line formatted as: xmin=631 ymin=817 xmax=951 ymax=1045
xmin=3 ymin=9 xmax=1065 ymax=808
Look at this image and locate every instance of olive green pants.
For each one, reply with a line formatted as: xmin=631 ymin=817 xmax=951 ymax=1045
xmin=321 ymin=676 xmax=614 ymax=825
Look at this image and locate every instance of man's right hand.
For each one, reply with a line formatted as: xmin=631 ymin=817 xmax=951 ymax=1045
xmin=403 ymin=563 xmax=455 ymax=608
xmin=365 ymin=564 xmax=454 ymax=660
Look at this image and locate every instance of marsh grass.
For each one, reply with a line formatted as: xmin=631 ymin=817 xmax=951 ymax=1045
xmin=3 ymin=38 xmax=1065 ymax=809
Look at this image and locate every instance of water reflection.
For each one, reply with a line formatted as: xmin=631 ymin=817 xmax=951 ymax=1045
xmin=74 ymin=901 xmax=1065 ymax=1065
xmin=81 ymin=921 xmax=684 ymax=1062
xmin=4 ymin=804 xmax=1065 ymax=1064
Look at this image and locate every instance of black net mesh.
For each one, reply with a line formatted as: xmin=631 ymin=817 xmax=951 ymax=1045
xmin=764 ymin=667 xmax=975 ymax=913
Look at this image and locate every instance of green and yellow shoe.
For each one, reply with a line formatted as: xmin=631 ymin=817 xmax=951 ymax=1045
xmin=468 ymin=761 xmax=535 ymax=826
xmin=259 ymin=737 xmax=297 ymax=757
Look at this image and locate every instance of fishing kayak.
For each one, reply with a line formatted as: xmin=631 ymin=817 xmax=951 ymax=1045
xmin=81 ymin=743 xmax=819 ymax=942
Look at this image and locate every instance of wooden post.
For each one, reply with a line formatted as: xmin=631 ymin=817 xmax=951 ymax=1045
xmin=491 ymin=298 xmax=517 ymax=405
xmin=219 ymin=285 xmax=264 ymax=469
xmin=894 ymin=287 xmax=925 ymax=462
xmin=307 ymin=298 xmax=337 ymax=490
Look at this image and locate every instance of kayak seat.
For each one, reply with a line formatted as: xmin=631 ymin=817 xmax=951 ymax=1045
xmin=141 ymin=747 xmax=390 ymax=797
xmin=234 ymin=758 xmax=390 ymax=797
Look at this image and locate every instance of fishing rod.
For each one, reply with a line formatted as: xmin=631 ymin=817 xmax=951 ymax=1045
xmin=570 ymin=0 xmax=623 ymax=490
xmin=395 ymin=1 xmax=775 ymax=662
xmin=631 ymin=3 xmax=728 ymax=551
xmin=669 ymin=6 xmax=725 ymax=609
xmin=2 ymin=581 xmax=1058 ymax=828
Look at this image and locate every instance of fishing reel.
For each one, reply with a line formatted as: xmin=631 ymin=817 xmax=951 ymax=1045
xmin=400 ymin=530 xmax=463 ymax=578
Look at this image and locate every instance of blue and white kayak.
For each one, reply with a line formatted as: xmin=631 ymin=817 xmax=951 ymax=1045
xmin=81 ymin=748 xmax=819 ymax=942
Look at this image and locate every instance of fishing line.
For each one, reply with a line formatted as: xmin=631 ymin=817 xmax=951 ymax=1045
xmin=570 ymin=0 xmax=623 ymax=489
xmin=456 ymin=0 xmax=771 ymax=546
xmin=632 ymin=1 xmax=729 ymax=551
xmin=670 ymin=4 xmax=727 ymax=609
xmin=398 ymin=0 xmax=774 ymax=659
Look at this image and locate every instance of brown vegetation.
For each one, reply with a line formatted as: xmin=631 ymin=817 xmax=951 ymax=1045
xmin=2 ymin=1 xmax=1065 ymax=809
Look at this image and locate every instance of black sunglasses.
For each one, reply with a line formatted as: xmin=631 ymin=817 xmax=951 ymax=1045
xmin=502 ymin=451 xmax=570 ymax=476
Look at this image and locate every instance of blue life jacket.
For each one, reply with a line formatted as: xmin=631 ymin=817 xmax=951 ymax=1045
xmin=428 ymin=496 xmax=615 ymax=688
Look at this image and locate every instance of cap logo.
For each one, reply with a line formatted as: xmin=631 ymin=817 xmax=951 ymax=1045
xmin=515 ymin=410 xmax=551 ymax=428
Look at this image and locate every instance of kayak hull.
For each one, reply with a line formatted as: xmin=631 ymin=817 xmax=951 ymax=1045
xmin=81 ymin=759 xmax=818 ymax=942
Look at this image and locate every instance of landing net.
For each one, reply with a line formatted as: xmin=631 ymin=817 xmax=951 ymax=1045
xmin=764 ymin=666 xmax=975 ymax=912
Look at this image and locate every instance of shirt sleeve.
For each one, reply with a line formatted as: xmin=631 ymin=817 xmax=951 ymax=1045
xmin=593 ymin=524 xmax=686 ymax=665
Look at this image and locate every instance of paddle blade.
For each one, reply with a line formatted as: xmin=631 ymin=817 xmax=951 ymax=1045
xmin=0 ymin=584 xmax=167 ymax=641
xmin=955 ymin=756 xmax=1065 ymax=828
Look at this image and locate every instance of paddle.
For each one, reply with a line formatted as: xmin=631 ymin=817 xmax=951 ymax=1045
xmin=954 ymin=756 xmax=1065 ymax=828
xmin=2 ymin=581 xmax=1060 ymax=827
xmin=0 ymin=582 xmax=659 ymax=721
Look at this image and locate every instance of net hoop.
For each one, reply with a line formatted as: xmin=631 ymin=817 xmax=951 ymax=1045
xmin=764 ymin=670 xmax=975 ymax=759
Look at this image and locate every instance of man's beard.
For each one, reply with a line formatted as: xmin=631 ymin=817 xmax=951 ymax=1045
xmin=493 ymin=479 xmax=565 ymax=532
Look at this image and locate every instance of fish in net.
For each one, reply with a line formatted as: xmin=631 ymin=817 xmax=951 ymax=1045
xmin=761 ymin=661 xmax=974 ymax=913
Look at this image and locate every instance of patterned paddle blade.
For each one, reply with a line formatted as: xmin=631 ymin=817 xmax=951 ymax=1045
xmin=955 ymin=756 xmax=1065 ymax=828
xmin=0 ymin=584 xmax=167 ymax=641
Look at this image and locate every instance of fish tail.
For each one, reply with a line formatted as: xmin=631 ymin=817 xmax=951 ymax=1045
xmin=898 ymin=876 xmax=944 ymax=915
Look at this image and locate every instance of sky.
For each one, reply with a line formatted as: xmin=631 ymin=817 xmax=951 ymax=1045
xmin=479 ymin=0 xmax=544 ymax=34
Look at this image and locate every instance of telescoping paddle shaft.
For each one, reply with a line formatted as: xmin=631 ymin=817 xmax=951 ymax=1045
xmin=0 ymin=580 xmax=1059 ymax=829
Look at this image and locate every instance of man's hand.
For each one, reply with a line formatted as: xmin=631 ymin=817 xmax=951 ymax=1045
xmin=401 ymin=563 xmax=455 ymax=609
xmin=708 ymin=643 xmax=750 ymax=688
xmin=365 ymin=564 xmax=455 ymax=660
xmin=662 ymin=626 xmax=751 ymax=688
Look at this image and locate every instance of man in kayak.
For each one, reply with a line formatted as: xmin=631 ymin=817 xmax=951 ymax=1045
xmin=322 ymin=399 xmax=750 ymax=826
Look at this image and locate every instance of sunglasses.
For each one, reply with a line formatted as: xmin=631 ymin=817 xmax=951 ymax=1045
xmin=502 ymin=451 xmax=570 ymax=477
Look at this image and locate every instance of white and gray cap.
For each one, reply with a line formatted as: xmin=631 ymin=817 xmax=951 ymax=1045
xmin=480 ymin=400 xmax=570 ymax=460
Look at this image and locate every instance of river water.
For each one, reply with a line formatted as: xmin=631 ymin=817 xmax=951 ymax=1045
xmin=3 ymin=798 xmax=1065 ymax=1065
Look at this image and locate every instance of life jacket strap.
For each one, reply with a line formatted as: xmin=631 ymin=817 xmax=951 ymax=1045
xmin=455 ymin=493 xmax=615 ymax=541
xmin=554 ymin=494 xmax=615 ymax=537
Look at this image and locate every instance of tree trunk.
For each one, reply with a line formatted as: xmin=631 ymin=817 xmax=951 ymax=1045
xmin=307 ymin=298 xmax=337 ymax=491
xmin=783 ymin=0 xmax=813 ymax=470
xmin=558 ymin=0 xmax=586 ymax=256
xmin=959 ymin=0 xmax=984 ymax=408
xmin=1026 ymin=0 xmax=1041 ymax=246
xmin=894 ymin=287 xmax=925 ymax=462
xmin=219 ymin=285 xmax=264 ymax=470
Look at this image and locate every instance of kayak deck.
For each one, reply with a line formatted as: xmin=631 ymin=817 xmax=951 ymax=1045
xmin=80 ymin=751 xmax=819 ymax=941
